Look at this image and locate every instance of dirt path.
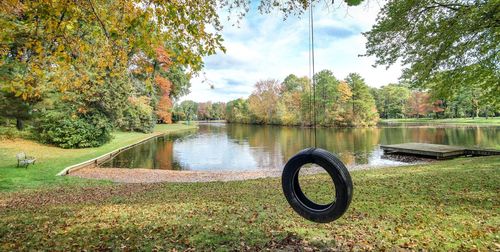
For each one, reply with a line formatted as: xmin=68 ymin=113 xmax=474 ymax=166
xmin=70 ymin=167 xmax=284 ymax=183
xmin=69 ymin=158 xmax=428 ymax=183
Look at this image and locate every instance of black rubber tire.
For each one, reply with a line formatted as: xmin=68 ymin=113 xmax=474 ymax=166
xmin=282 ymin=148 xmax=353 ymax=223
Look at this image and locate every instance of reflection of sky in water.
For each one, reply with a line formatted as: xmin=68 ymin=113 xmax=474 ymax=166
xmin=173 ymin=133 xmax=408 ymax=171
xmin=101 ymin=123 xmax=499 ymax=171
xmin=173 ymin=133 xmax=260 ymax=171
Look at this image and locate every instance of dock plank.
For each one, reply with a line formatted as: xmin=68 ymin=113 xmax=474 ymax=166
xmin=380 ymin=143 xmax=468 ymax=159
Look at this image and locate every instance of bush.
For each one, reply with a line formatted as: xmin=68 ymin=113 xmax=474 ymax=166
xmin=35 ymin=111 xmax=113 ymax=148
xmin=117 ymin=96 xmax=155 ymax=133
xmin=0 ymin=126 xmax=33 ymax=140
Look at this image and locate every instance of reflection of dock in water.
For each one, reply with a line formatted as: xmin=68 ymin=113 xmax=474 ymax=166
xmin=380 ymin=143 xmax=500 ymax=160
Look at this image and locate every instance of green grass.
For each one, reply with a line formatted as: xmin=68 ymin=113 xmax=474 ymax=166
xmin=0 ymin=156 xmax=498 ymax=250
xmin=0 ymin=123 xmax=197 ymax=192
xmin=381 ymin=117 xmax=500 ymax=125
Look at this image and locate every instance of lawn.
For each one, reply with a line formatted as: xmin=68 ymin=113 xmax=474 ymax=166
xmin=0 ymin=123 xmax=197 ymax=192
xmin=0 ymin=156 xmax=498 ymax=250
xmin=381 ymin=117 xmax=500 ymax=125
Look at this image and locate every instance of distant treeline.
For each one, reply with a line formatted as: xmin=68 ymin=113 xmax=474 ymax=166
xmin=226 ymin=72 xmax=378 ymax=127
xmin=174 ymin=70 xmax=499 ymax=127
xmin=372 ymin=84 xmax=499 ymax=120
xmin=172 ymin=101 xmax=226 ymax=122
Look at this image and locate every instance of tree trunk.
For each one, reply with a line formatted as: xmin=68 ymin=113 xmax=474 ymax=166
xmin=16 ymin=118 xmax=24 ymax=130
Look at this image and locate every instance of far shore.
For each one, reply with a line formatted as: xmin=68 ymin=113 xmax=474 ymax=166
xmin=380 ymin=117 xmax=500 ymax=125
xmin=190 ymin=117 xmax=500 ymax=127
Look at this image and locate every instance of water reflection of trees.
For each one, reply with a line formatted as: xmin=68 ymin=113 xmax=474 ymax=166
xmin=226 ymin=124 xmax=498 ymax=166
xmin=226 ymin=124 xmax=381 ymax=166
xmin=102 ymin=134 xmax=184 ymax=170
xmin=378 ymin=126 xmax=499 ymax=148
xmin=103 ymin=124 xmax=499 ymax=170
xmin=155 ymin=138 xmax=175 ymax=170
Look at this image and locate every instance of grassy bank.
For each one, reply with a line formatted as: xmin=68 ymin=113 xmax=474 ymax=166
xmin=0 ymin=156 xmax=498 ymax=250
xmin=381 ymin=117 xmax=500 ymax=125
xmin=0 ymin=123 xmax=197 ymax=192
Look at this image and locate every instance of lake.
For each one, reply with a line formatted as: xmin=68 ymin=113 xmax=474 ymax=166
xmin=100 ymin=122 xmax=499 ymax=171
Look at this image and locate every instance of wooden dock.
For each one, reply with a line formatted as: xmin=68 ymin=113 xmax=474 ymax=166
xmin=380 ymin=143 xmax=500 ymax=159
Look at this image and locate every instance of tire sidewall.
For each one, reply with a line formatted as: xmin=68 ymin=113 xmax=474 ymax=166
xmin=282 ymin=148 xmax=353 ymax=223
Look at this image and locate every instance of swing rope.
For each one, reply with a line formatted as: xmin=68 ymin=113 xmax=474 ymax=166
xmin=282 ymin=0 xmax=353 ymax=224
xmin=308 ymin=1 xmax=317 ymax=148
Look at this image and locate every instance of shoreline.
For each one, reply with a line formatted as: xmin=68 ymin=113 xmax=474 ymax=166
xmin=57 ymin=126 xmax=197 ymax=176
xmin=69 ymin=160 xmax=430 ymax=183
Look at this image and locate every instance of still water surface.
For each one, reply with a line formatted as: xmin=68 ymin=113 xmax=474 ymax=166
xmin=100 ymin=122 xmax=499 ymax=171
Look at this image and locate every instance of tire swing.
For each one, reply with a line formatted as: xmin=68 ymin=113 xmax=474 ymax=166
xmin=281 ymin=2 xmax=353 ymax=223
xmin=282 ymin=148 xmax=353 ymax=223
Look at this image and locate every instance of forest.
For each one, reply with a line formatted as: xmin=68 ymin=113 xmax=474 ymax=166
xmin=173 ymin=70 xmax=499 ymax=127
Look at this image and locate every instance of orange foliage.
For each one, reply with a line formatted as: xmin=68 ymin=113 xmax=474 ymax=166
xmin=155 ymin=75 xmax=172 ymax=124
xmin=432 ymin=100 xmax=445 ymax=113
xmin=406 ymin=91 xmax=432 ymax=117
xmin=155 ymin=46 xmax=172 ymax=71
xmin=154 ymin=46 xmax=174 ymax=124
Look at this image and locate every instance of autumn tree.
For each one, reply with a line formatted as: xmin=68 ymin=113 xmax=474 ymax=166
xmin=154 ymin=47 xmax=174 ymax=124
xmin=248 ymin=80 xmax=281 ymax=124
xmin=278 ymin=75 xmax=311 ymax=126
xmin=406 ymin=91 xmax=432 ymax=118
xmin=197 ymin=102 xmax=212 ymax=121
xmin=334 ymin=81 xmax=354 ymax=126
xmin=226 ymin=72 xmax=380 ymax=127
xmin=0 ymin=0 xmax=220 ymax=147
xmin=155 ymin=76 xmax=173 ymax=124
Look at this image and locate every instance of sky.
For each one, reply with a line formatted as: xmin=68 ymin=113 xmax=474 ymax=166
xmin=182 ymin=1 xmax=402 ymax=103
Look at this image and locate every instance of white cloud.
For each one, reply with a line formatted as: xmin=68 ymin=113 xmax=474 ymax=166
xmin=182 ymin=2 xmax=401 ymax=102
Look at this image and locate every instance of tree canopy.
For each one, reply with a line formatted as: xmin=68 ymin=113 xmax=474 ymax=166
xmin=364 ymin=0 xmax=500 ymax=101
xmin=0 ymin=0 xmax=222 ymax=147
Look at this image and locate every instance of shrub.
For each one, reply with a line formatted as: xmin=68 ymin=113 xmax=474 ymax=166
xmin=117 ymin=96 xmax=155 ymax=133
xmin=35 ymin=111 xmax=113 ymax=148
xmin=0 ymin=126 xmax=34 ymax=140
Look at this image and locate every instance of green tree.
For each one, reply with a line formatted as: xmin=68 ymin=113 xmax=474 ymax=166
xmin=0 ymin=92 xmax=33 ymax=130
xmin=313 ymin=70 xmax=340 ymax=124
xmin=226 ymin=98 xmax=250 ymax=123
xmin=282 ymin=74 xmax=309 ymax=92
xmin=178 ymin=101 xmax=198 ymax=122
xmin=431 ymin=83 xmax=499 ymax=119
xmin=345 ymin=73 xmax=379 ymax=126
xmin=211 ymin=102 xmax=226 ymax=120
xmin=166 ymin=66 xmax=191 ymax=100
xmin=375 ymin=84 xmax=411 ymax=119
xmin=364 ymin=0 xmax=500 ymax=101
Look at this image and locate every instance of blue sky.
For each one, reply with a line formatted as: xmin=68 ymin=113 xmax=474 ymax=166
xmin=182 ymin=1 xmax=402 ymax=102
